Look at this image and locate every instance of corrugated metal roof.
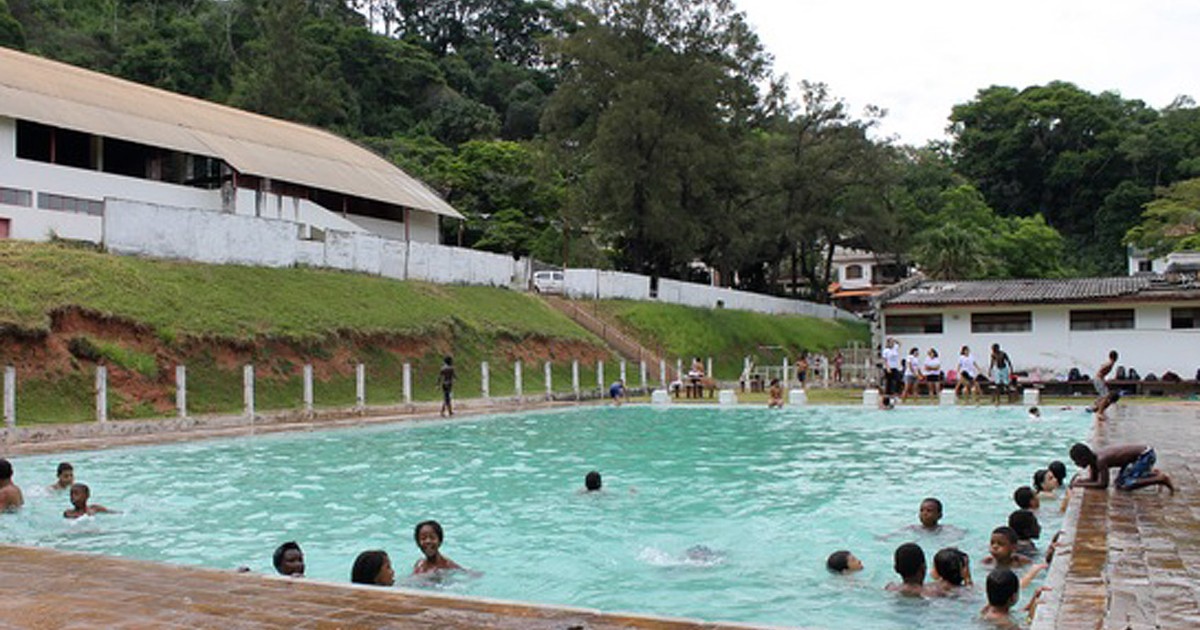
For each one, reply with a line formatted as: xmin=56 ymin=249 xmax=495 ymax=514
xmin=0 ymin=47 xmax=462 ymax=219
xmin=884 ymin=277 xmax=1200 ymax=306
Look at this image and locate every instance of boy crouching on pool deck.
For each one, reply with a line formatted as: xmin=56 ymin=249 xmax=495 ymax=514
xmin=1069 ymin=442 xmax=1174 ymax=493
xmin=63 ymin=483 xmax=114 ymax=518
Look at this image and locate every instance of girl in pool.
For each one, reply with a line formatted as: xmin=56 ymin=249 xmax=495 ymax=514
xmin=351 ymin=550 xmax=395 ymax=586
xmin=412 ymin=520 xmax=465 ymax=575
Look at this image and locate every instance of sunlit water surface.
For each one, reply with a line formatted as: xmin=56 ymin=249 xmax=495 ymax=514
xmin=2 ymin=405 xmax=1087 ymax=628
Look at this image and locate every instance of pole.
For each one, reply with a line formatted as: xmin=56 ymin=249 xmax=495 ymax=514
xmin=244 ymin=364 xmax=255 ymax=420
xmin=403 ymin=362 xmax=412 ymax=405
xmin=95 ymin=365 xmax=108 ymax=423
xmin=303 ymin=364 xmax=314 ymax=413
xmin=176 ymin=365 xmax=187 ymax=418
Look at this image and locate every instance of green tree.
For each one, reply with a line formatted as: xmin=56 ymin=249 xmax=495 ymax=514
xmin=1125 ymin=178 xmax=1200 ymax=255
xmin=0 ymin=0 xmax=26 ymax=49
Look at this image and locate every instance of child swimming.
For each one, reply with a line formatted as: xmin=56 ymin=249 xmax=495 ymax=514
xmin=1007 ymin=510 xmax=1041 ymax=560
xmin=981 ymin=526 xmax=1031 ymax=569
xmin=929 ymin=547 xmax=972 ymax=595
xmin=272 ymin=541 xmax=305 ymax=577
xmin=825 ymin=550 xmax=864 ymax=574
xmin=885 ymin=542 xmax=935 ymax=596
xmin=412 ymin=520 xmax=465 ymax=575
xmin=62 ymin=483 xmax=114 ymax=519
xmin=1013 ymin=486 xmax=1040 ymax=511
xmin=351 ymin=550 xmax=395 ymax=586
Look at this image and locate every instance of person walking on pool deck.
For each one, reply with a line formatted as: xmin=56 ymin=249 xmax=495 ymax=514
xmin=1094 ymin=350 xmax=1118 ymax=397
xmin=0 ymin=458 xmax=23 ymax=513
xmin=988 ymin=343 xmax=1014 ymax=405
xmin=1069 ymin=443 xmax=1175 ymax=493
xmin=439 ymin=356 xmax=456 ymax=417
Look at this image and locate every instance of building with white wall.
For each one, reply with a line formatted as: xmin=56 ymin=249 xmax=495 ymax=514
xmin=828 ymin=247 xmax=910 ymax=313
xmin=879 ymin=277 xmax=1200 ymax=378
xmin=0 ymin=46 xmax=459 ymax=247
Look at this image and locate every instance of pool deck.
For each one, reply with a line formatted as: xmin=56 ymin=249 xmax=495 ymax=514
xmin=0 ymin=545 xmax=771 ymax=630
xmin=1035 ymin=403 xmax=1200 ymax=630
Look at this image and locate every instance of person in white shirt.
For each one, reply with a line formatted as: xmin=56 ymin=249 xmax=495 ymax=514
xmin=882 ymin=339 xmax=902 ymax=395
xmin=902 ymin=347 xmax=921 ymax=401
xmin=923 ymin=348 xmax=943 ymax=399
xmin=955 ymin=346 xmax=982 ymax=403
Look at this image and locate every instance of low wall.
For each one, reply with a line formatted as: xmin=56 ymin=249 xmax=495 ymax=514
xmin=562 ymin=269 xmax=856 ymax=320
xmin=103 ymin=199 xmax=529 ymax=288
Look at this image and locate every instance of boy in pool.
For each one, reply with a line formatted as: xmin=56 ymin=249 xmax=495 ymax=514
xmin=1032 ymin=469 xmax=1058 ymax=499
xmin=1069 ymin=442 xmax=1174 ymax=493
xmin=884 ymin=542 xmax=934 ymax=596
xmin=62 ymin=483 xmax=114 ymax=518
xmin=413 ymin=520 xmax=464 ymax=575
xmin=767 ymin=378 xmax=783 ymax=408
xmin=1007 ymin=509 xmax=1041 ymax=560
xmin=929 ymin=547 xmax=972 ymax=595
xmin=0 ymin=458 xmax=23 ymax=513
xmin=979 ymin=568 xmax=1020 ymax=628
xmin=1013 ymin=486 xmax=1040 ymax=511
xmin=583 ymin=470 xmax=602 ymax=492
xmin=273 ymin=541 xmax=305 ymax=577
xmin=825 ymin=550 xmax=864 ymax=574
xmin=49 ymin=462 xmax=74 ymax=492
xmin=981 ymin=526 xmax=1030 ymax=569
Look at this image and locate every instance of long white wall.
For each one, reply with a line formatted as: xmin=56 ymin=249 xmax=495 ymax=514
xmin=885 ymin=303 xmax=1200 ymax=378
xmin=101 ymin=199 xmax=529 ymax=288
xmin=562 ymin=269 xmax=856 ymax=320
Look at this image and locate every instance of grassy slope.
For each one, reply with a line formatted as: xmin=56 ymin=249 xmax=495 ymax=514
xmin=0 ymin=242 xmax=608 ymax=422
xmin=595 ymin=300 xmax=870 ymax=378
xmin=0 ymin=241 xmax=590 ymax=341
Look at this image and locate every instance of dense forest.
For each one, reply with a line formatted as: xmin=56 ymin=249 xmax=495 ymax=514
xmin=3 ymin=0 xmax=1198 ymax=297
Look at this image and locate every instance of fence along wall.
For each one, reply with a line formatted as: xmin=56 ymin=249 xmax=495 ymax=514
xmin=563 ymin=269 xmax=856 ymax=320
xmin=104 ymin=199 xmax=530 ymax=287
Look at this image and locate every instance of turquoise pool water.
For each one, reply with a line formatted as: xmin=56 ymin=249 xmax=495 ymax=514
xmin=2 ymin=405 xmax=1087 ymax=628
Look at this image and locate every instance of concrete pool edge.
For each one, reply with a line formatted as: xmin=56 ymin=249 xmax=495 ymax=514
xmin=0 ymin=543 xmax=793 ymax=630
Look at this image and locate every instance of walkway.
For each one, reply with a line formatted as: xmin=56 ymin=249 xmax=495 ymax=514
xmin=1036 ymin=403 xmax=1200 ymax=630
xmin=0 ymin=545 xmax=769 ymax=630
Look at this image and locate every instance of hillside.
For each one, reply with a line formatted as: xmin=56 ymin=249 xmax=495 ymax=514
xmin=0 ymin=241 xmax=610 ymax=422
xmin=593 ymin=301 xmax=870 ymax=378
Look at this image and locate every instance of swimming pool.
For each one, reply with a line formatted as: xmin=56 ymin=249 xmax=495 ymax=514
xmin=2 ymin=405 xmax=1087 ymax=628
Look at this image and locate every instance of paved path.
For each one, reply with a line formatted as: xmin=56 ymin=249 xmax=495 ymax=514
xmin=1038 ymin=403 xmax=1200 ymax=630
xmin=0 ymin=545 xmax=772 ymax=630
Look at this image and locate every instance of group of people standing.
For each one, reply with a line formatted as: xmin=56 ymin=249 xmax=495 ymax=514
xmin=881 ymin=339 xmax=1015 ymax=404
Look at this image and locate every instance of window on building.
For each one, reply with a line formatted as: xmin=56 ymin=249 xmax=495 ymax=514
xmin=1171 ymin=308 xmax=1200 ymax=329
xmin=1137 ymin=259 xmax=1153 ymax=273
xmin=886 ymin=314 xmax=944 ymax=335
xmin=1069 ymin=309 xmax=1135 ymax=331
xmin=0 ymin=186 xmax=33 ymax=207
xmin=972 ymin=311 xmax=1033 ymax=333
xmin=37 ymin=192 xmax=104 ymax=216
xmin=844 ymin=264 xmax=863 ymax=280
xmin=15 ymin=120 xmax=52 ymax=162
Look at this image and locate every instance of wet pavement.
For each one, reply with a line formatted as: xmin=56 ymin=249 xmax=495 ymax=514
xmin=1036 ymin=403 xmax=1200 ymax=630
xmin=0 ymin=545 xmax=774 ymax=630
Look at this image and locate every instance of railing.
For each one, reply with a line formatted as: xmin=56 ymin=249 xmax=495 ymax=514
xmin=543 ymin=296 xmax=663 ymax=367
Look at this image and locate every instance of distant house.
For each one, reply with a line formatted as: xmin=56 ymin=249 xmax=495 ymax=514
xmin=827 ymin=247 xmax=910 ymax=313
xmin=1128 ymin=248 xmax=1200 ymax=276
xmin=0 ymin=46 xmax=462 ymax=246
xmin=878 ymin=277 xmax=1200 ymax=378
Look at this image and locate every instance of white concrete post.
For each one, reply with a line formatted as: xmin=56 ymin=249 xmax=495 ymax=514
xmin=597 ymin=360 xmax=605 ymax=389
xmin=356 ymin=363 xmax=366 ymax=409
xmin=640 ymin=360 xmax=647 ymax=389
xmin=481 ymin=361 xmax=490 ymax=399
xmin=243 ymin=364 xmax=255 ymax=419
xmin=659 ymin=359 xmax=666 ymax=386
xmin=620 ymin=360 xmax=627 ymax=384
xmin=95 ymin=365 xmax=108 ymax=423
xmin=571 ymin=360 xmax=580 ymax=397
xmin=303 ymin=364 xmax=314 ymax=413
xmin=176 ymin=365 xmax=187 ymax=418
xmin=3 ymin=366 xmax=14 ymax=428
xmin=676 ymin=358 xmax=683 ymax=381
xmin=782 ymin=358 xmax=790 ymax=390
xmin=544 ymin=361 xmax=552 ymax=397
xmin=743 ymin=356 xmax=751 ymax=376
xmin=402 ymin=362 xmax=412 ymax=405
xmin=514 ymin=361 xmax=523 ymax=398
xmin=706 ymin=357 xmax=713 ymax=378
xmin=822 ymin=356 xmax=830 ymax=388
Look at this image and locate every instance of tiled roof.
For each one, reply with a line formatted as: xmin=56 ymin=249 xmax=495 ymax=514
xmin=884 ymin=276 xmax=1200 ymax=306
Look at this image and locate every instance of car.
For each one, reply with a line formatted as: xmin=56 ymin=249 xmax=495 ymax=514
xmin=532 ymin=270 xmax=565 ymax=294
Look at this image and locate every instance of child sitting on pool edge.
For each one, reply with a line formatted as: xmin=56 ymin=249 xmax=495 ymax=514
xmin=767 ymin=378 xmax=783 ymax=408
xmin=413 ymin=520 xmax=465 ymax=575
xmin=825 ymin=550 xmax=863 ymax=574
xmin=62 ymin=483 xmax=114 ymax=519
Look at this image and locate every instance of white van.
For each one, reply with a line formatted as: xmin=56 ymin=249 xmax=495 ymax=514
xmin=532 ymin=270 xmax=565 ymax=294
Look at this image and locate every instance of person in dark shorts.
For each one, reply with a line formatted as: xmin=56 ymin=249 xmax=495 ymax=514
xmin=609 ymin=380 xmax=625 ymax=406
xmin=1069 ymin=442 xmax=1174 ymax=493
xmin=439 ymin=356 xmax=456 ymax=417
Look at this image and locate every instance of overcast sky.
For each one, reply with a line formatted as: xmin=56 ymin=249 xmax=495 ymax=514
xmin=735 ymin=0 xmax=1200 ymax=146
